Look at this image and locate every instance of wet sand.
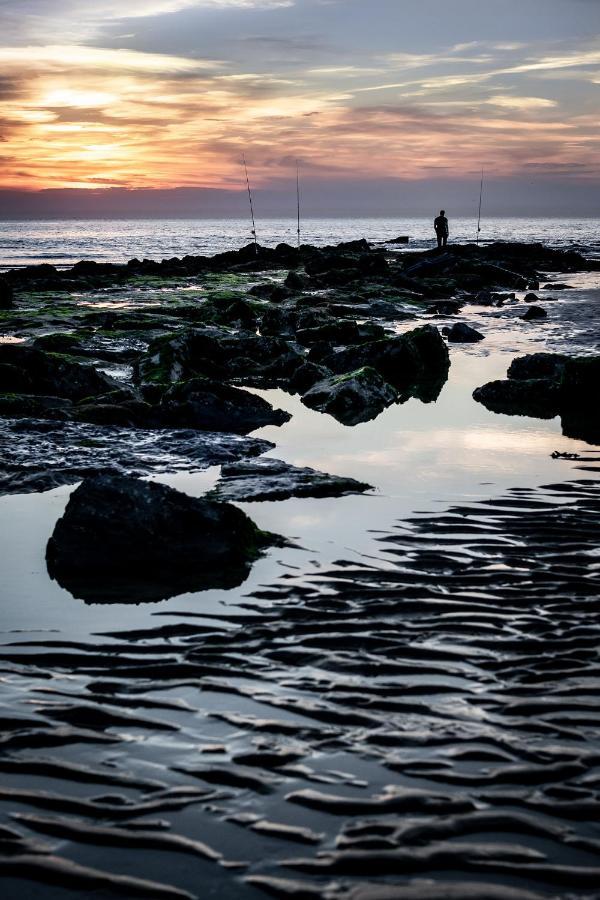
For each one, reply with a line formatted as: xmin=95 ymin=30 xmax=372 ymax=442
xmin=0 ymin=260 xmax=599 ymax=899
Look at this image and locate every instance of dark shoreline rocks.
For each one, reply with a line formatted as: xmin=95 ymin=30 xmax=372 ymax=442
xmin=46 ymin=473 xmax=282 ymax=602
xmin=473 ymin=352 xmax=600 ymax=443
xmin=1 ymin=237 xmax=596 ymax=490
xmin=159 ymin=378 xmax=290 ymax=434
xmin=302 ymin=367 xmax=398 ymax=425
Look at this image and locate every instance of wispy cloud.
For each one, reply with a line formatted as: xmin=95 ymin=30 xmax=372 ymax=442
xmin=0 ymin=2 xmax=598 ymax=192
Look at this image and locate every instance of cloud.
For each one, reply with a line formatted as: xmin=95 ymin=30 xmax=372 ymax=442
xmin=486 ymin=94 xmax=558 ymax=109
xmin=0 ymin=5 xmax=598 ymax=194
xmin=0 ymin=45 xmax=217 ymax=73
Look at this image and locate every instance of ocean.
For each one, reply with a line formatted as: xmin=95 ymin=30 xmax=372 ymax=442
xmin=1 ymin=216 xmax=599 ymax=268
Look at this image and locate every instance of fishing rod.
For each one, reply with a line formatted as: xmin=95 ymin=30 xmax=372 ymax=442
xmin=243 ymin=153 xmax=258 ymax=254
xmin=476 ymin=168 xmax=484 ymax=245
xmin=296 ymin=161 xmax=301 ymax=248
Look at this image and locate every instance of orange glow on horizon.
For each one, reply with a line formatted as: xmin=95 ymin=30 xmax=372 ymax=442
xmin=0 ymin=40 xmax=597 ymax=192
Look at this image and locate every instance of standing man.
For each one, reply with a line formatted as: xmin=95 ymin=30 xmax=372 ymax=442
xmin=434 ymin=210 xmax=449 ymax=249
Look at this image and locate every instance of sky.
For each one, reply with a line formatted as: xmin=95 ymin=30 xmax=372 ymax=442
xmin=0 ymin=0 xmax=598 ymax=216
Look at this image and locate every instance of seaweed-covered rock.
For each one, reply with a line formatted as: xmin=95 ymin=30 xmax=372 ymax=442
xmin=287 ymin=361 xmax=331 ymax=395
xmin=159 ymin=378 xmax=290 ymax=433
xmin=445 ymin=323 xmax=485 ymax=343
xmin=0 ymin=276 xmax=14 ymax=309
xmin=284 ymin=270 xmax=311 ymax=291
xmin=248 ymin=282 xmax=291 ymax=303
xmin=136 ymin=327 xmax=304 ymax=386
xmin=302 ymin=366 xmax=398 ymax=425
xmin=46 ymin=473 xmax=280 ymax=602
xmin=323 ymin=325 xmax=450 ymax=389
xmin=0 ymin=345 xmax=120 ymax=402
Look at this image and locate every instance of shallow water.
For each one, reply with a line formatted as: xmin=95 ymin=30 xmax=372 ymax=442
xmin=0 ymin=256 xmax=599 ymax=899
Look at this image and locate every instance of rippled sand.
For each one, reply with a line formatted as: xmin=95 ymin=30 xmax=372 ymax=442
xmin=1 ymin=475 xmax=599 ymax=899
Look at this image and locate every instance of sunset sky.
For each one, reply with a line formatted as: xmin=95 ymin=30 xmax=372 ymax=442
xmin=0 ymin=0 xmax=598 ymax=214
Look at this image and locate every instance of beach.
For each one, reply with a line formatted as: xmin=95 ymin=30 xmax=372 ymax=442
xmin=0 ymin=223 xmax=599 ymax=899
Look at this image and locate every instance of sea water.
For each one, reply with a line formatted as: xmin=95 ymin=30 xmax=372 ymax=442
xmin=1 ymin=216 xmax=599 ymax=268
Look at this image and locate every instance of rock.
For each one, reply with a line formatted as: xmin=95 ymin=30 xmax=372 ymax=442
xmin=521 ymin=305 xmax=547 ymax=321
xmin=71 ymin=400 xmax=153 ymax=427
xmin=46 ymin=473 xmax=281 ymax=603
xmin=0 ymin=419 xmax=274 ymax=497
xmin=207 ymin=457 xmax=371 ymax=502
xmin=302 ymin=366 xmax=398 ymax=426
xmin=473 ymin=379 xmax=560 ymax=419
xmin=507 ymin=353 xmax=568 ymax=381
xmin=0 ymin=393 xmax=72 ymax=419
xmin=387 ymin=235 xmax=409 ymax=244
xmin=445 ymin=323 xmax=485 ymax=343
xmin=284 ymin=271 xmax=311 ymax=292
xmin=248 ymin=282 xmax=291 ymax=303
xmin=0 ymin=277 xmax=14 ymax=309
xmin=199 ymin=298 xmax=258 ymax=329
xmin=136 ymin=327 xmax=304 ymax=387
xmin=296 ymin=320 xmax=362 ymax=346
xmin=322 ymin=325 xmax=450 ymax=390
xmin=523 ymin=293 xmax=541 ymax=303
xmin=0 ymin=345 xmax=121 ymax=402
xmin=543 ymin=283 xmax=572 ymax=290
xmin=32 ymin=333 xmax=83 ymax=354
xmin=260 ymin=306 xmax=299 ymax=337
xmin=287 ymin=361 xmax=331 ymax=395
xmin=475 ymin=353 xmax=600 ymax=441
xmin=426 ymin=301 xmax=464 ymax=315
xmin=561 ymin=355 xmax=600 ymax=406
xmin=159 ymin=378 xmax=290 ymax=433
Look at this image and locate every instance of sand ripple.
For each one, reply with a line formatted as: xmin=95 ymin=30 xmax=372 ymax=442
xmin=0 ymin=478 xmax=599 ymax=898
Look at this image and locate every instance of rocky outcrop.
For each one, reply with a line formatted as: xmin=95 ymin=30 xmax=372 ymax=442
xmin=473 ymin=379 xmax=561 ymax=419
xmin=473 ymin=352 xmax=600 ymax=444
xmin=507 ymin=353 xmax=568 ymax=381
xmin=136 ymin=327 xmax=304 ymax=387
xmin=0 ymin=345 xmax=121 ymax=401
xmin=302 ymin=366 xmax=398 ymax=425
xmin=159 ymin=378 xmax=290 ymax=433
xmin=46 ymin=473 xmax=281 ymax=602
xmin=322 ymin=325 xmax=450 ymax=391
xmin=208 ymin=457 xmax=371 ymax=502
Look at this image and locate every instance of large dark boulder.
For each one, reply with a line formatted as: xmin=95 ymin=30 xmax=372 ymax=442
xmin=302 ymin=366 xmax=398 ymax=425
xmin=473 ymin=353 xmax=600 ymax=442
xmin=0 ymin=276 xmax=13 ymax=309
xmin=445 ymin=323 xmax=485 ymax=343
xmin=322 ymin=325 xmax=450 ymax=390
xmin=507 ymin=353 xmax=568 ymax=381
xmin=473 ymin=379 xmax=561 ymax=419
xmin=0 ymin=345 xmax=120 ymax=402
xmin=46 ymin=473 xmax=280 ymax=603
xmin=521 ymin=305 xmax=547 ymax=321
xmin=159 ymin=377 xmax=290 ymax=433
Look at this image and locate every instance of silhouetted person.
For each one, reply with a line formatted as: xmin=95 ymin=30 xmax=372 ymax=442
xmin=434 ymin=210 xmax=449 ymax=249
